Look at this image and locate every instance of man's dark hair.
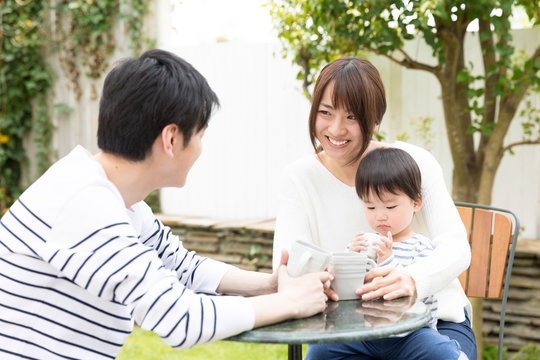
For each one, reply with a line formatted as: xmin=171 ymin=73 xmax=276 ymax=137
xmin=355 ymin=148 xmax=422 ymax=202
xmin=97 ymin=49 xmax=219 ymax=161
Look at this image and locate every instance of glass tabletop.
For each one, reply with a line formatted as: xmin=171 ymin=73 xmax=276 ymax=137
xmin=228 ymin=297 xmax=432 ymax=345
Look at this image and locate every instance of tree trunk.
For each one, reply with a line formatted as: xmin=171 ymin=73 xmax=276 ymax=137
xmin=477 ymin=144 xmax=502 ymax=205
xmin=438 ymin=33 xmax=484 ymax=358
xmin=436 ymin=25 xmax=480 ymax=203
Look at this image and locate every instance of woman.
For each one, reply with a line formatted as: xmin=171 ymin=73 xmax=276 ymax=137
xmin=273 ymin=57 xmax=476 ymax=359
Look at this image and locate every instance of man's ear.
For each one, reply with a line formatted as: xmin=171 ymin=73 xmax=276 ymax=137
xmin=160 ymin=124 xmax=183 ymax=158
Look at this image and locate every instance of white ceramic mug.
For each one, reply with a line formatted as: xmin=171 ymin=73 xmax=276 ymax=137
xmin=287 ymin=240 xmax=332 ymax=277
xmin=330 ymin=252 xmax=376 ymax=300
xmin=363 ymin=233 xmax=381 ymax=261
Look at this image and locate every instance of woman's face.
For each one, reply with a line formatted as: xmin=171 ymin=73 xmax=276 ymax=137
xmin=315 ymin=82 xmax=362 ymax=163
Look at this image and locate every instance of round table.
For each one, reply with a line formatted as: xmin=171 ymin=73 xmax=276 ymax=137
xmin=228 ymin=298 xmax=432 ymax=360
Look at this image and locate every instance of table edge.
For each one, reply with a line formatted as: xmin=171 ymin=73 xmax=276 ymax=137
xmin=228 ymin=311 xmax=432 ymax=345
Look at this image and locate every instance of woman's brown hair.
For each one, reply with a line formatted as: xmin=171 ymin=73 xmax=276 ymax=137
xmin=308 ymin=57 xmax=386 ymax=162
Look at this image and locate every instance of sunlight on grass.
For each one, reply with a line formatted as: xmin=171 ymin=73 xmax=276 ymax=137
xmin=116 ymin=327 xmax=303 ymax=360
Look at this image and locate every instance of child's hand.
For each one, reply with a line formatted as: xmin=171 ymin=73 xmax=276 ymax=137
xmin=376 ymin=231 xmax=394 ymax=263
xmin=348 ymin=232 xmax=368 ymax=253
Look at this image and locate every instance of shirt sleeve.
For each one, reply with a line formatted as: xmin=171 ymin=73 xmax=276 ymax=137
xmin=132 ymin=202 xmax=235 ymax=295
xmin=403 ymin=147 xmax=471 ymax=299
xmin=380 ymin=254 xmax=396 ymax=267
xmin=46 ymin=186 xmax=255 ymax=349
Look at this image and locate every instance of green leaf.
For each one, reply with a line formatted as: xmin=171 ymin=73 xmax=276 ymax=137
xmin=457 ymin=70 xmax=471 ymax=83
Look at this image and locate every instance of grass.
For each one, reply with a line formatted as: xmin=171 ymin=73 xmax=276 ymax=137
xmin=115 ymin=327 xmax=540 ymax=359
xmin=116 ymin=327 xmax=305 ymax=360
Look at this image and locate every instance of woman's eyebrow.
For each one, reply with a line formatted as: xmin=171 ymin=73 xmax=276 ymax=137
xmin=320 ymin=102 xmax=334 ymax=110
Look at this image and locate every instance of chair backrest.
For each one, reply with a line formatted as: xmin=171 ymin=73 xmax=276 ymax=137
xmin=456 ymin=202 xmax=518 ymax=298
xmin=455 ymin=202 xmax=519 ymax=360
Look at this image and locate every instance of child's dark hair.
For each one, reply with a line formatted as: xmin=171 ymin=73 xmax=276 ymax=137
xmin=355 ymin=148 xmax=422 ymax=202
xmin=97 ymin=49 xmax=219 ymax=161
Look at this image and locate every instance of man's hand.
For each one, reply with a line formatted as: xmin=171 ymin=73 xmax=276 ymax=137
xmin=275 ymin=266 xmax=330 ymax=319
xmin=268 ymin=248 xmax=290 ymax=293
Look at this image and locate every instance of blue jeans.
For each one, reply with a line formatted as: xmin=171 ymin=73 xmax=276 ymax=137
xmin=304 ymin=310 xmax=476 ymax=360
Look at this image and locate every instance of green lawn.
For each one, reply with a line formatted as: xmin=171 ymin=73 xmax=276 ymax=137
xmin=116 ymin=327 xmax=305 ymax=359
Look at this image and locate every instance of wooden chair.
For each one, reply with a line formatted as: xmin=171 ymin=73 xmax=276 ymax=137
xmin=455 ymin=202 xmax=519 ymax=360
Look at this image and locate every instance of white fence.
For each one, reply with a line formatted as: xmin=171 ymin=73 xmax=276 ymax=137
xmin=43 ymin=3 xmax=540 ymax=239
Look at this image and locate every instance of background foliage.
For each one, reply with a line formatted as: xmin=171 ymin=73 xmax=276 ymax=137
xmin=0 ymin=0 xmax=152 ymax=213
xmin=269 ymin=0 xmax=540 ymax=205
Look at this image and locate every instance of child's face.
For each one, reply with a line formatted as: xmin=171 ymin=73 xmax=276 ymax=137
xmin=363 ymin=190 xmax=422 ymax=240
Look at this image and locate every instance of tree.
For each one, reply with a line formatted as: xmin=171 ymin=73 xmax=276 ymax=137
xmin=0 ymin=1 xmax=152 ymax=213
xmin=268 ymin=0 xmax=540 ymax=206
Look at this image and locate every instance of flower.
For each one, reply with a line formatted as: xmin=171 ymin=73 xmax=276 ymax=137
xmin=0 ymin=133 xmax=9 ymax=144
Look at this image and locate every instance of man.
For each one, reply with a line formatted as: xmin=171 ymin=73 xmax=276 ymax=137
xmin=0 ymin=49 xmax=330 ymax=359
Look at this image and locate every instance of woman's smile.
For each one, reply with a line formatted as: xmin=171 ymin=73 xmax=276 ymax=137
xmin=326 ymin=136 xmax=350 ymax=148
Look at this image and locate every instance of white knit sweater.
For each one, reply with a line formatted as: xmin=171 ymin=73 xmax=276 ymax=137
xmin=273 ymin=141 xmax=471 ymax=323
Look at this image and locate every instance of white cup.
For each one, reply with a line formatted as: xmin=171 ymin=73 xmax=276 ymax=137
xmin=330 ymin=252 xmax=376 ymax=300
xmin=363 ymin=233 xmax=381 ymax=261
xmin=287 ymin=240 xmax=332 ymax=277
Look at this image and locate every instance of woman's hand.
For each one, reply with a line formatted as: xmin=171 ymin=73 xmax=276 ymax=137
xmin=356 ymin=265 xmax=417 ymax=301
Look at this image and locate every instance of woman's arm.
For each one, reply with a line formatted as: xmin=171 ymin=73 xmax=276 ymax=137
xmin=358 ymin=145 xmax=469 ymax=300
xmin=406 ymin=149 xmax=470 ymax=298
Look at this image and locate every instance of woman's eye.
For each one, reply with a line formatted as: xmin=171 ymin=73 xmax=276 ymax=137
xmin=386 ymin=206 xmax=397 ymax=209
xmin=367 ymin=207 xmax=375 ymax=210
xmin=347 ymin=115 xmax=357 ymax=120
xmin=318 ymin=110 xmax=330 ymax=116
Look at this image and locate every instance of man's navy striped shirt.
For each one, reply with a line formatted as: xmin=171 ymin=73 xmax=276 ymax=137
xmin=0 ymin=146 xmax=254 ymax=359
